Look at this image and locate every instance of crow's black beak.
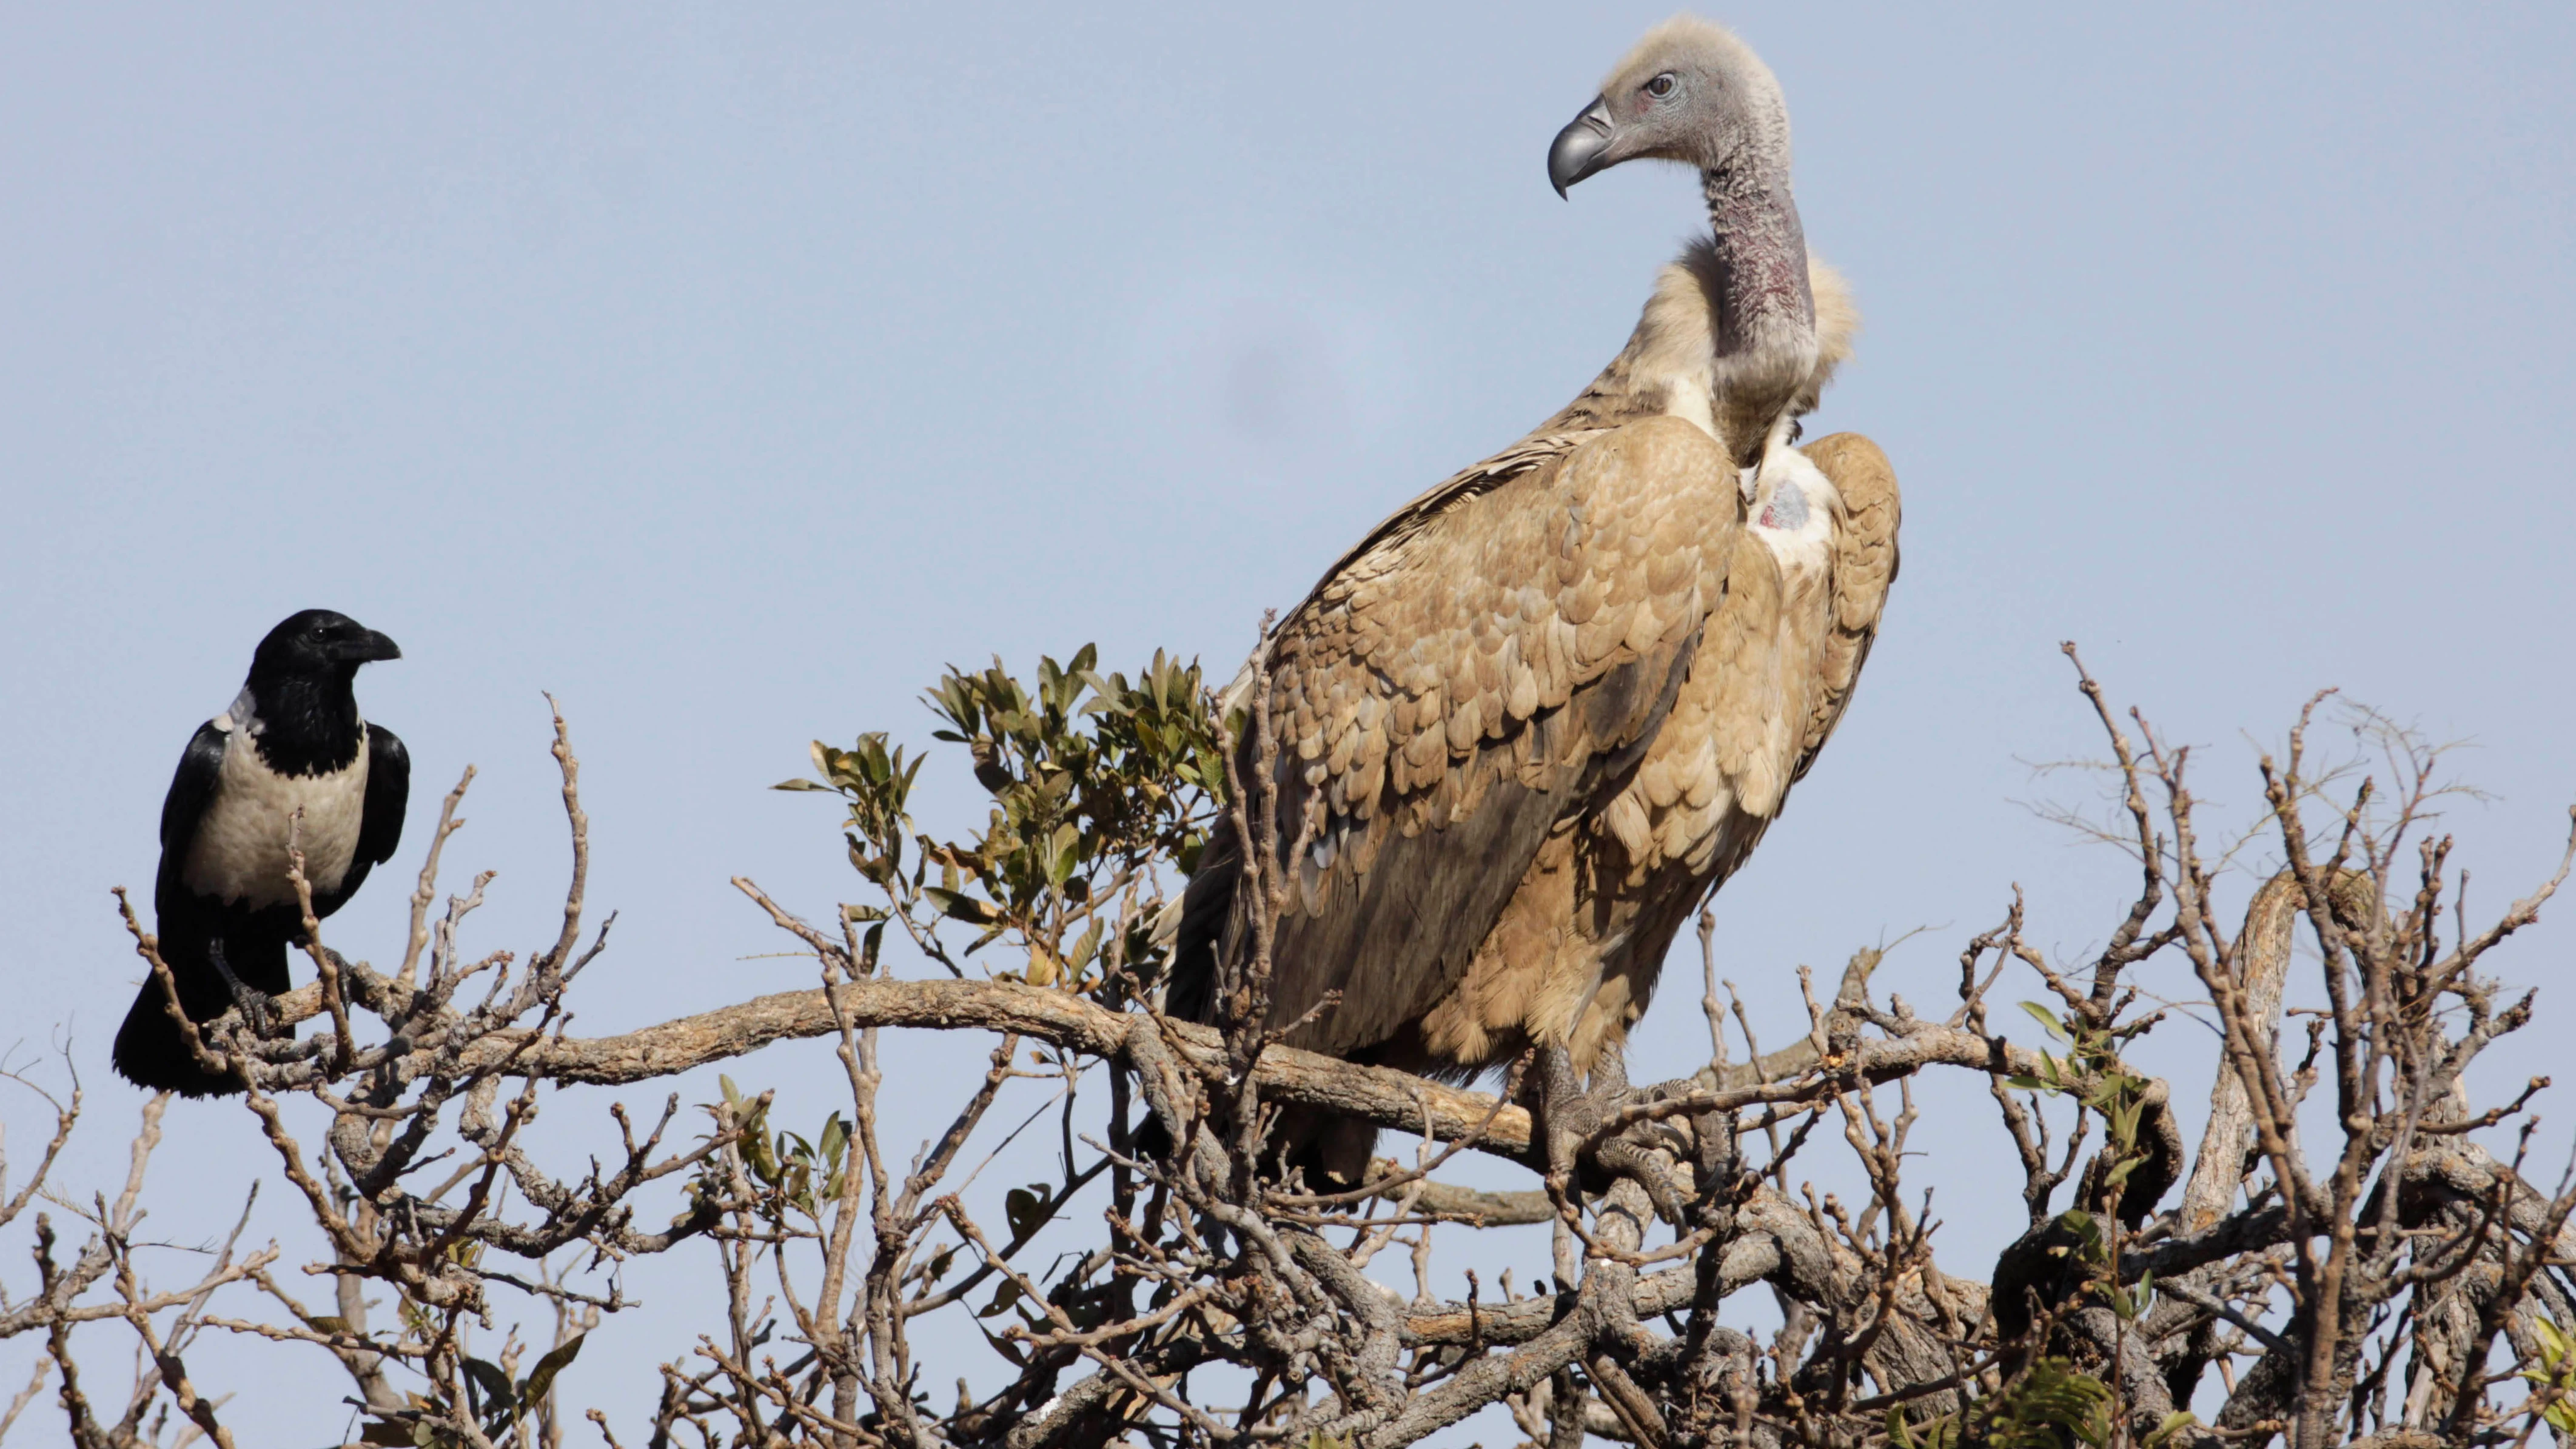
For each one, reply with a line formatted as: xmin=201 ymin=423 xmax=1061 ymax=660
xmin=337 ymin=630 xmax=402 ymax=664
xmin=1548 ymin=96 xmax=1616 ymax=198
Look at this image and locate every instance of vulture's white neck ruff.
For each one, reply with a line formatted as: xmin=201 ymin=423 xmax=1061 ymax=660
xmin=1625 ymin=253 xmax=1860 ymax=478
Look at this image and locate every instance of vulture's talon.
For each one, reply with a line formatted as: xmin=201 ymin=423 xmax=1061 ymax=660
xmin=1543 ymin=1099 xmax=1691 ymax=1229
xmin=1531 ymin=1045 xmax=1688 ymax=1226
xmin=1594 ymin=1134 xmax=1693 ymax=1230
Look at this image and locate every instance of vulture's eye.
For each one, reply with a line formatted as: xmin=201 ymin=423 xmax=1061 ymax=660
xmin=1645 ymin=73 xmax=1677 ymax=99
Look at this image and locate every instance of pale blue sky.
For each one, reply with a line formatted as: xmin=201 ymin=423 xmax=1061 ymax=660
xmin=4 ymin=4 xmax=2571 ymax=1440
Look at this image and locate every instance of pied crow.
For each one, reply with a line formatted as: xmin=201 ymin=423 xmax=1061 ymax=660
xmin=113 ymin=609 xmax=410 ymax=1096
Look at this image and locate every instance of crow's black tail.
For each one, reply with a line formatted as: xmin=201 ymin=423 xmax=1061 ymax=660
xmin=110 ymin=925 xmax=285 ymax=1099
xmin=112 ymin=971 xmax=243 ymax=1097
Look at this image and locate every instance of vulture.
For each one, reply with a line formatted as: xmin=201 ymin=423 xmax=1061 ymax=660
xmin=113 ymin=609 xmax=409 ymax=1097
xmin=1167 ymin=17 xmax=1900 ymax=1188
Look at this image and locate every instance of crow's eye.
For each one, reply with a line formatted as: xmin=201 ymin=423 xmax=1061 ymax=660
xmin=1645 ymin=73 xmax=1677 ymax=99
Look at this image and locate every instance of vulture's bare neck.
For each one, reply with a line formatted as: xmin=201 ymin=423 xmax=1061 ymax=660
xmin=1541 ymin=165 xmax=1827 ymax=474
xmin=1700 ymin=167 xmax=1818 ymax=467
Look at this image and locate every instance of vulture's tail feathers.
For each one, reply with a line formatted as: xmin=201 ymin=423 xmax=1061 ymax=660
xmin=1161 ymin=819 xmax=1239 ymax=1027
xmin=1147 ymin=821 xmax=1379 ymax=1188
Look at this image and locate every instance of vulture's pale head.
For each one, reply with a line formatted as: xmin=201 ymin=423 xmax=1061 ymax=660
xmin=1549 ymin=16 xmax=1792 ymax=198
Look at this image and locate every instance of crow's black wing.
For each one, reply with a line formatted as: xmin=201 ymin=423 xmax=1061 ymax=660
xmin=310 ymin=722 xmax=411 ymax=919
xmin=358 ymin=723 xmax=409 ymax=869
xmin=153 ymin=721 xmax=229 ymax=917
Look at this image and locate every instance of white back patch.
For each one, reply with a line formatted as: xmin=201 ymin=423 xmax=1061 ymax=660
xmin=1749 ymin=451 xmax=1840 ymax=597
xmin=1756 ymin=474 xmax=1810 ymax=532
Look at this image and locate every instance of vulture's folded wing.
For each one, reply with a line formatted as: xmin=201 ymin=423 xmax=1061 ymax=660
xmin=1582 ymin=432 xmax=1898 ymax=916
xmin=1789 ymin=432 xmax=1900 ymax=783
xmin=1195 ymin=415 xmax=1746 ymax=1057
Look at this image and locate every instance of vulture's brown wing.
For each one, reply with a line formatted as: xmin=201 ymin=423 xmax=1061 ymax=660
xmin=1788 ymin=432 xmax=1900 ymax=783
xmin=1188 ymin=415 xmax=1745 ymax=1059
xmin=1409 ymin=436 xmax=1898 ymax=1075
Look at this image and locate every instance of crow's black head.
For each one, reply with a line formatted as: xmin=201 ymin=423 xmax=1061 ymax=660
xmin=247 ymin=610 xmax=402 ymax=686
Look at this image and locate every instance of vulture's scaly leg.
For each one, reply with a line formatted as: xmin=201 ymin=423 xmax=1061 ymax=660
xmin=1533 ymin=1040 xmax=1692 ymax=1230
xmin=1588 ymin=1041 xmax=1694 ymax=1228
xmin=1532 ymin=1042 xmax=1587 ymax=1183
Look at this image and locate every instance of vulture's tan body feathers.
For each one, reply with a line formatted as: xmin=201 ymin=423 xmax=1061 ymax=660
xmin=1169 ymin=17 xmax=1900 ymax=1185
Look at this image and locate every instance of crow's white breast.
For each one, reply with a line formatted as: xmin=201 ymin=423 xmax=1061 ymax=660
xmin=181 ymin=726 xmax=371 ymax=909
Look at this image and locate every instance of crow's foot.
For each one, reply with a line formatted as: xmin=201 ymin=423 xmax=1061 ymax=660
xmin=206 ymin=940 xmax=280 ymax=1040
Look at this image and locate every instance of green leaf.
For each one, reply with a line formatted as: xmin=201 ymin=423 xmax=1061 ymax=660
xmin=463 ymin=1355 xmax=515 ymax=1416
xmin=772 ymin=777 xmax=832 ymax=792
xmin=2144 ymin=1411 xmax=2199 ymax=1447
xmin=2111 ymin=1100 xmax=2144 ymax=1143
xmin=2538 ymin=1314 xmax=2574 ymax=1365
xmin=357 ymin=1419 xmax=417 ymax=1446
xmin=521 ymin=1331 xmax=587 ymax=1404
xmin=1005 ymin=1184 xmax=1051 ymax=1240
xmin=2054 ymin=1209 xmax=2105 ymax=1263
xmin=922 ymin=887 xmax=996 ymax=925
xmin=2019 ymin=1001 xmax=2072 ymax=1042
xmin=981 ymin=1279 xmax=1022 ymax=1319
xmin=978 ymin=1320 xmax=1028 ymax=1366
xmin=1066 ymin=921 xmax=1103 ymax=974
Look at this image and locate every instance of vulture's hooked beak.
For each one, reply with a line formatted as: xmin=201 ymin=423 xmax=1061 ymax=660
xmin=334 ymin=631 xmax=403 ymax=665
xmin=1548 ymin=97 xmax=1616 ymax=198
